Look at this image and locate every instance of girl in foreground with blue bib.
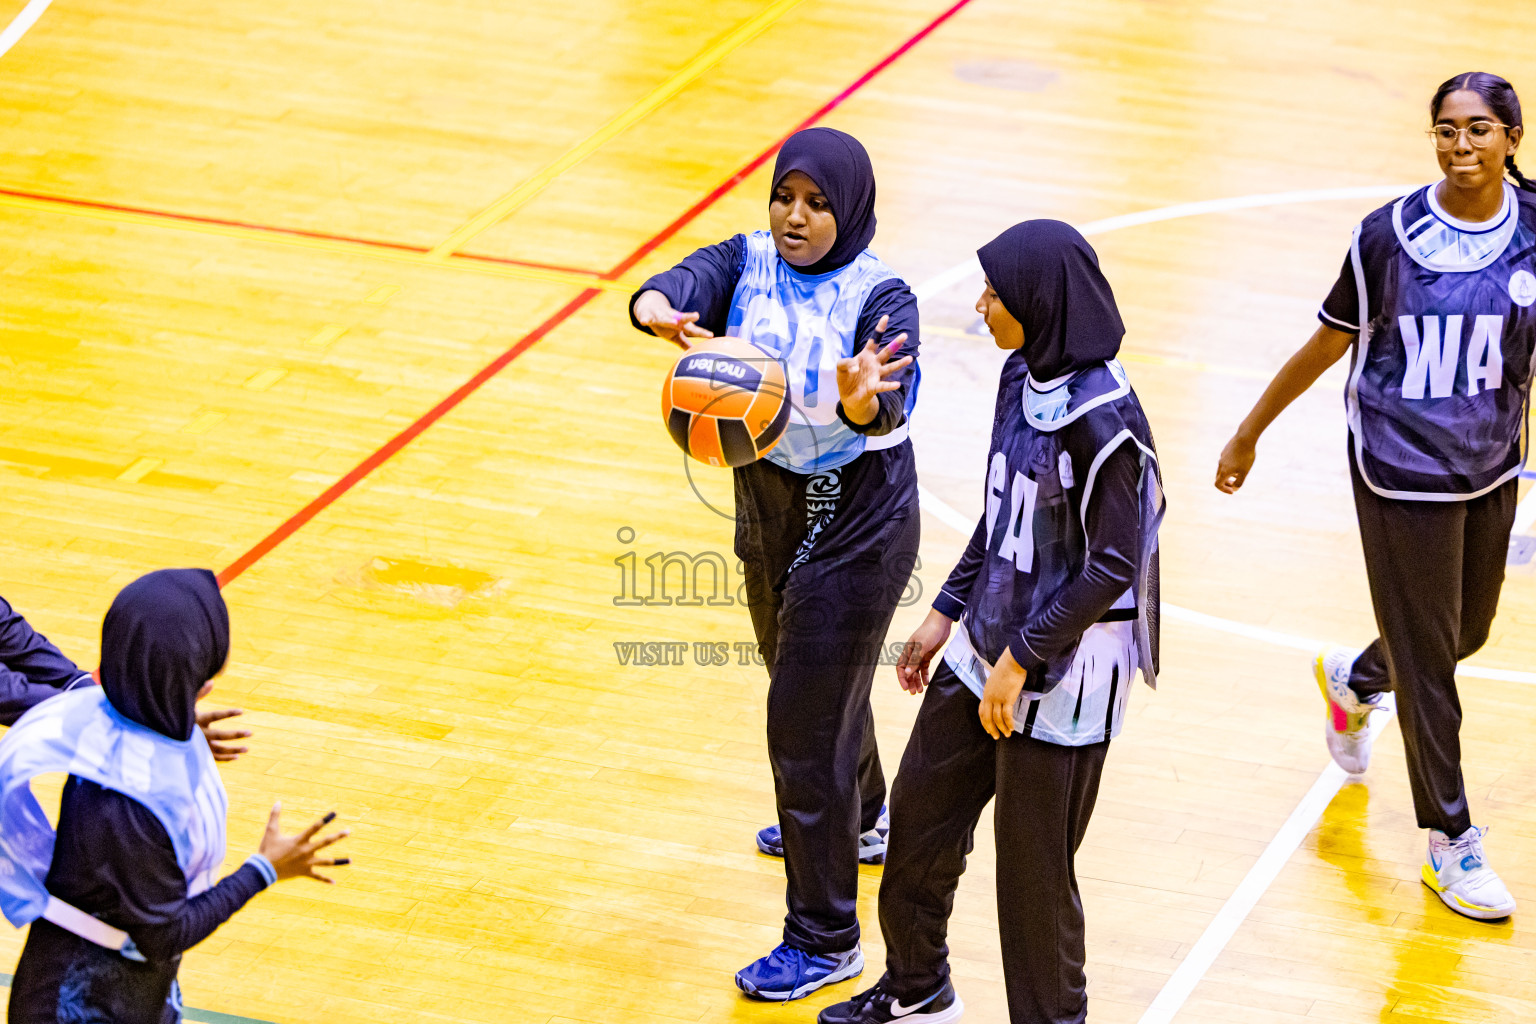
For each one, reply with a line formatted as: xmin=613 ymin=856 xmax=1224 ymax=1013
xmin=1 ymin=569 xmax=350 ymax=1023
xmin=1217 ymin=72 xmax=1536 ymax=923
xmin=630 ymin=127 xmax=920 ymax=1001
xmin=820 ymin=221 xmax=1163 ymax=1024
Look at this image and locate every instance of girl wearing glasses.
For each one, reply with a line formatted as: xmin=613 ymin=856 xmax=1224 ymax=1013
xmin=1216 ymin=71 xmax=1536 ymax=920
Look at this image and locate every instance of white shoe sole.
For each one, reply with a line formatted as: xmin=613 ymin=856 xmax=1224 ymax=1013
xmin=1420 ymin=865 xmax=1516 ymax=921
xmin=737 ymin=949 xmax=864 ymax=1001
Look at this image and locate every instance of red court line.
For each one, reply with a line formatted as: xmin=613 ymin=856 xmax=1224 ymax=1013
xmin=216 ymin=287 xmax=603 ymax=586
xmin=216 ymin=0 xmax=975 ymax=587
xmin=0 ymin=187 xmax=607 ymax=279
xmin=608 ymin=0 xmax=972 ymax=280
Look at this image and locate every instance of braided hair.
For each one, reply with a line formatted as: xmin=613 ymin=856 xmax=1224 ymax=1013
xmin=1431 ymin=72 xmax=1536 ymax=193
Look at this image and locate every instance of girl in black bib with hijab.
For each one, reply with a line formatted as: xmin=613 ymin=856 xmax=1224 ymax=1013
xmin=2 ymin=569 xmax=350 ymax=1023
xmin=630 ymin=127 xmax=920 ymax=1001
xmin=820 ymin=222 xmax=1163 ymax=1024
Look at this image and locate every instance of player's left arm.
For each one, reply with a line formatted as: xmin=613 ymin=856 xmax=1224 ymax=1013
xmin=1016 ymin=443 xmax=1140 ymax=668
xmin=838 ymin=280 xmax=919 ymax=433
xmin=980 ymin=444 xmax=1141 ymax=738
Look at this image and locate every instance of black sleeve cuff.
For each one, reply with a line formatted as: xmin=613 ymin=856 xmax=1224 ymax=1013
xmin=836 ymin=401 xmax=885 ymax=434
xmin=932 ymin=591 xmax=966 ymax=621
xmin=1008 ymin=634 xmax=1049 ymax=675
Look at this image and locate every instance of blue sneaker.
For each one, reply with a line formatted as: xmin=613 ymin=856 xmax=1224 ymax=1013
xmin=735 ymin=942 xmax=864 ymax=1001
xmin=755 ymin=822 xmax=784 ymax=857
xmin=756 ymin=805 xmax=890 ymax=864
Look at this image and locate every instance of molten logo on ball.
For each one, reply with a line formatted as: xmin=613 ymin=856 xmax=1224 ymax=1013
xmin=661 ymin=337 xmax=790 ymax=467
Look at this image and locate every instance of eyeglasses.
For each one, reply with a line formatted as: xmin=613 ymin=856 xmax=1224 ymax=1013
xmin=1427 ymin=122 xmax=1513 ymax=150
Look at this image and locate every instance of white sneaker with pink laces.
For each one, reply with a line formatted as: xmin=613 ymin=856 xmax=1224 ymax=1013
xmin=1313 ymin=646 xmax=1387 ymax=775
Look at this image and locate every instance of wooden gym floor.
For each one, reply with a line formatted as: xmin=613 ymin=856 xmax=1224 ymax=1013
xmin=1 ymin=0 xmax=1533 ymax=1021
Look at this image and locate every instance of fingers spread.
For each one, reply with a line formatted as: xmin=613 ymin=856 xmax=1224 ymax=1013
xmin=311 ymin=829 xmax=351 ymax=851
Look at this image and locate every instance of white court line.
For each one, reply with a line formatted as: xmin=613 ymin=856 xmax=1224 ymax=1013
xmin=0 ymin=0 xmax=53 ymax=59
xmin=919 ymin=483 xmax=1536 ymax=683
xmin=912 ymin=184 xmax=1419 ymax=302
xmin=1516 ymin=484 xmax=1536 ymax=535
xmin=908 ymin=184 xmax=1534 ymax=1024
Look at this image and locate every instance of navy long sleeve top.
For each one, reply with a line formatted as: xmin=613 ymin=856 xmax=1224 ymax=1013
xmin=629 ymin=234 xmax=921 ymax=436
xmin=0 ymin=596 xmax=92 ymax=726
xmin=933 ymin=443 xmax=1141 ymax=670
xmin=8 ymin=777 xmax=273 ymax=1023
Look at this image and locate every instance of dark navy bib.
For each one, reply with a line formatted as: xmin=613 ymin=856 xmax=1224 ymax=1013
xmin=1346 ymin=184 xmax=1536 ymax=498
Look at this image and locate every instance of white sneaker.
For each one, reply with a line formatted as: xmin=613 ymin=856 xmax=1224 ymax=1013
xmin=1313 ymin=646 xmax=1384 ymax=774
xmin=1422 ymin=826 xmax=1517 ymax=920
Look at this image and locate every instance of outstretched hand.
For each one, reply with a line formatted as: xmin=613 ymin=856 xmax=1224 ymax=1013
xmin=258 ymin=805 xmax=351 ymax=884
xmin=632 ymin=289 xmax=713 ymax=349
xmin=196 ymin=707 xmax=251 ymax=762
xmin=836 ymin=315 xmax=912 ymax=425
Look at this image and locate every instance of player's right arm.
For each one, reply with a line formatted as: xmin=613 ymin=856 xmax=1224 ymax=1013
xmin=1215 ymin=322 xmax=1355 ymax=493
xmin=631 ymin=290 xmax=714 ymax=347
xmin=628 ymin=235 xmax=747 ymax=347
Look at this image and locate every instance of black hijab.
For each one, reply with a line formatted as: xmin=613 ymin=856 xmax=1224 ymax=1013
xmin=977 ymin=220 xmax=1125 ymax=380
xmin=100 ymin=569 xmax=229 ymax=741
xmin=771 ymin=127 xmax=877 ymax=275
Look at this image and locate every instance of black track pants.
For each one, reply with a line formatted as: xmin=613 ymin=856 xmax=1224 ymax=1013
xmin=878 ymin=664 xmax=1108 ymax=1023
xmin=747 ymin=511 xmax=918 ymax=952
xmin=738 ymin=445 xmax=921 ymax=953
xmin=1347 ymin=453 xmax=1518 ymax=836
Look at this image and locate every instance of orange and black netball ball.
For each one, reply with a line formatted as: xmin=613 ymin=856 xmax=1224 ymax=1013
xmin=661 ymin=337 xmax=789 ymax=467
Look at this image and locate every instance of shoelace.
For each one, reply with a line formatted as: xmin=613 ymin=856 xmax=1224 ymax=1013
xmin=844 ymin=981 xmax=889 ymax=1014
xmin=1446 ymin=826 xmax=1489 ymax=871
xmin=768 ymin=944 xmax=815 ymax=1006
xmin=1342 ymin=698 xmax=1390 ymax=729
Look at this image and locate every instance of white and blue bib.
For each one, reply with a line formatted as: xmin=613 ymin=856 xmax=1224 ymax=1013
xmin=726 ymin=230 xmax=918 ymax=474
xmin=0 ymin=688 xmax=228 ymax=930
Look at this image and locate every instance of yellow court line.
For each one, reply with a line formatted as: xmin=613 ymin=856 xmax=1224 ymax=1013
xmin=0 ymin=193 xmax=635 ymax=294
xmin=426 ymin=0 xmax=808 ymax=261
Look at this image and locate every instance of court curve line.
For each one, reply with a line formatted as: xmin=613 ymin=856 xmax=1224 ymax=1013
xmin=916 ymin=485 xmax=1534 ymax=684
xmin=426 ymin=0 xmax=808 ymax=260
xmin=912 ymin=183 xmax=1421 ymax=302
xmin=215 ymin=0 xmax=977 ymax=585
xmin=0 ymin=0 xmax=50 ymax=58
